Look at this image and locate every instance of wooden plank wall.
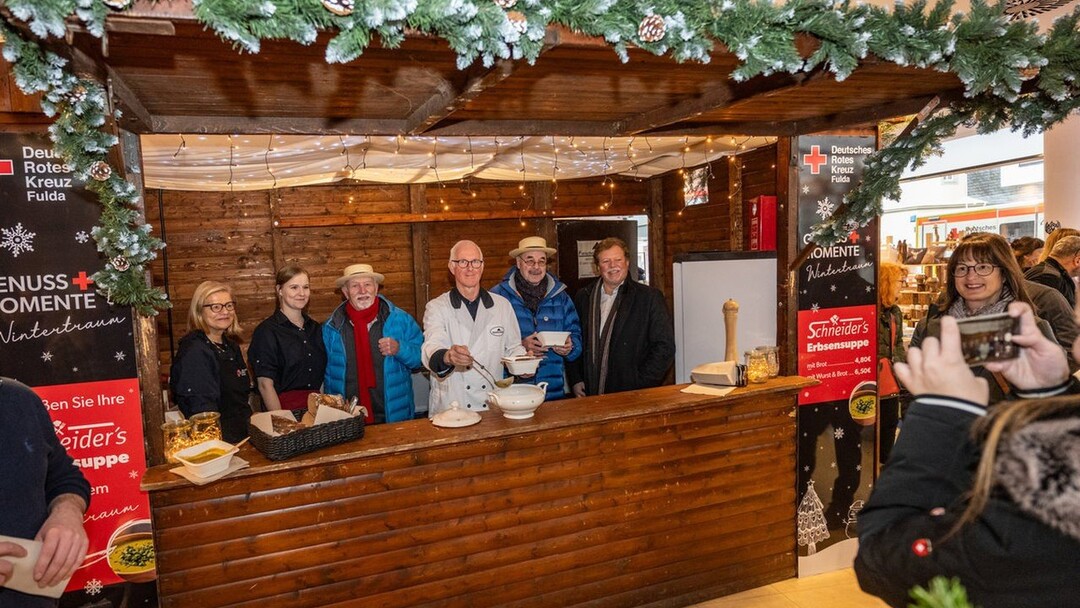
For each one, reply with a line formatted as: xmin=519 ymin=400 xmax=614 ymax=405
xmin=146 ymin=177 xmax=656 ymax=371
xmin=660 ymin=144 xmax=778 ymax=303
xmin=147 ymin=383 xmax=799 ymax=608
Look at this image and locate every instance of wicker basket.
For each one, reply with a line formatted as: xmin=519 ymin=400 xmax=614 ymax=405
xmin=248 ymin=413 xmax=364 ymax=461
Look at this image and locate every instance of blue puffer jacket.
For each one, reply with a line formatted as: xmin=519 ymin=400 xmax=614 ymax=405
xmin=490 ymin=268 xmax=583 ymax=399
xmin=323 ymin=296 xmax=423 ymax=422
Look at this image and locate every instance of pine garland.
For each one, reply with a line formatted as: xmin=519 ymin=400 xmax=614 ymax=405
xmin=2 ymin=0 xmax=1079 ymax=312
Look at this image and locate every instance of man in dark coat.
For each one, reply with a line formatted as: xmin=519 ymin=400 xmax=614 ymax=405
xmin=1024 ymin=234 xmax=1080 ymax=307
xmin=568 ymin=237 xmax=675 ymax=396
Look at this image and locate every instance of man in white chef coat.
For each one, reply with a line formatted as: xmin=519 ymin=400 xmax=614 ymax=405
xmin=422 ymin=240 xmax=527 ymax=415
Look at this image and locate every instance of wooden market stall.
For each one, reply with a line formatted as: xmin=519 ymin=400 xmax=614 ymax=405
xmin=0 ymin=1 xmax=1018 ymax=605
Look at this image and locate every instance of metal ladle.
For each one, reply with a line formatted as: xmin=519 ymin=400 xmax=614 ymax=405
xmin=472 ymin=359 xmax=514 ymax=388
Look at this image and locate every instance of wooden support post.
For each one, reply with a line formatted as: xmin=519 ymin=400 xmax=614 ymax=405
xmin=410 ymin=184 xmax=430 ymax=321
xmin=729 ymin=155 xmax=744 ymax=251
xmin=776 ymin=137 xmax=798 ymax=377
xmin=648 ymin=177 xmax=666 ymax=289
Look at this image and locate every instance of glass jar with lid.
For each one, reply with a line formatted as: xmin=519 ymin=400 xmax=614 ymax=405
xmin=756 ymin=346 xmax=780 ymax=378
xmin=161 ymin=419 xmax=195 ymax=464
xmin=190 ymin=411 xmax=222 ymax=444
xmin=744 ymin=350 xmax=769 ymax=384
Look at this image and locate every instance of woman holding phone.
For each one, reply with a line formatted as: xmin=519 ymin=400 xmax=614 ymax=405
xmin=909 ymin=233 xmax=1054 ymax=405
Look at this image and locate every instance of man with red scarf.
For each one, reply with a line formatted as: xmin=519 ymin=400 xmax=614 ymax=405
xmin=323 ymin=263 xmax=424 ymax=423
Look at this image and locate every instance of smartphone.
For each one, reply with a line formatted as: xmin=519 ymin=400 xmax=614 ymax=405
xmin=954 ymin=312 xmax=1021 ymax=366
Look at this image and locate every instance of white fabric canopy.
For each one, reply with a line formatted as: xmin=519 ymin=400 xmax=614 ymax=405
xmin=140 ymin=134 xmax=776 ymax=192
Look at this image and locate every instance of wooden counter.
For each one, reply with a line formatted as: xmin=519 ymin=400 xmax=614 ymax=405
xmin=142 ymin=377 xmax=813 ymax=607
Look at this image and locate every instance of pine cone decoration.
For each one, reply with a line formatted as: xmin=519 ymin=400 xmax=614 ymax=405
xmin=494 ymin=0 xmax=517 ymax=7
xmin=507 ymin=11 xmax=528 ymax=34
xmin=68 ymin=85 xmax=88 ymax=104
xmin=111 ymin=255 xmax=130 ymax=272
xmin=638 ymin=14 xmax=667 ymax=43
xmin=103 ymin=0 xmax=132 ymax=9
xmin=321 ymin=0 xmax=355 ymax=16
xmin=89 ymin=161 xmax=112 ymax=182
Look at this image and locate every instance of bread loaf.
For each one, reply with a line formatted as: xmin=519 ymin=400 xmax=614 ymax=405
xmin=270 ymin=415 xmax=306 ymax=435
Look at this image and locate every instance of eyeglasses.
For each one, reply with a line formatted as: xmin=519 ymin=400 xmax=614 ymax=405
xmin=451 ymin=259 xmax=484 ymax=269
xmin=520 ymin=258 xmax=547 ymax=268
xmin=953 ymin=263 xmax=997 ymax=277
xmin=203 ymin=302 xmax=236 ymax=313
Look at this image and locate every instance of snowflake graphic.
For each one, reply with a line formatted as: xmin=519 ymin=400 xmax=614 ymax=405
xmin=41 ymin=351 xmax=53 ymax=362
xmin=801 ymin=185 xmax=810 ymax=195
xmin=1 ymin=223 xmax=36 ymax=257
xmin=811 ymin=303 xmax=820 ymax=312
xmin=115 ymin=351 xmax=126 ymax=361
xmin=84 ymin=578 xmax=103 ymax=595
xmin=855 ymin=464 xmax=862 ymax=472
xmin=75 ymin=230 xmax=90 ymax=244
xmin=129 ymin=470 xmax=139 ymax=479
xmin=830 ymin=461 xmax=837 ymax=468
xmin=865 ymin=286 xmax=872 ymax=293
xmin=72 ymin=367 xmax=79 ymax=373
xmin=815 ymin=196 xmax=834 ymax=220
xmin=830 ymin=284 xmax=837 ymax=292
xmin=834 ymin=427 xmax=845 ymax=440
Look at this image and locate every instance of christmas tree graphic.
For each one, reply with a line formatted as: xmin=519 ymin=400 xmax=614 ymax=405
xmin=798 ymin=480 xmax=830 ymax=555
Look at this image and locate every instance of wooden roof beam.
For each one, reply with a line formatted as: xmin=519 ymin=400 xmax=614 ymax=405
xmin=406 ymin=29 xmax=564 ymax=135
xmin=423 ymin=119 xmax=621 ymax=137
xmin=789 ymin=90 xmax=961 ymax=135
xmin=147 ymin=115 xmax=408 ymax=135
xmin=617 ymin=68 xmax=831 ymax=136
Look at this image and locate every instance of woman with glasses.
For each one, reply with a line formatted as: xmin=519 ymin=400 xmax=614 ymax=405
xmin=169 ymin=280 xmax=251 ymax=442
xmin=909 ymin=233 xmax=1054 ymax=405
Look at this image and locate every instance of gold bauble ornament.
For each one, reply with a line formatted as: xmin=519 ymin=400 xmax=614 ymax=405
xmin=494 ymin=0 xmax=517 ymax=7
xmin=507 ymin=11 xmax=528 ymax=34
xmin=89 ymin=161 xmax=112 ymax=182
xmin=321 ymin=0 xmax=355 ymax=16
xmin=637 ymin=14 xmax=667 ymax=43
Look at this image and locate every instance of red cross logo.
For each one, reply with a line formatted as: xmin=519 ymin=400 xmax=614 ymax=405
xmin=72 ymin=271 xmax=94 ymax=291
xmin=848 ymin=231 xmax=860 ymax=244
xmin=0 ymin=160 xmax=12 ymax=176
xmin=802 ymin=145 xmax=827 ymax=174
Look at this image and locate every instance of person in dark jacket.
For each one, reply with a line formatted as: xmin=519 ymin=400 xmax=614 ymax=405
xmin=490 ymin=236 xmax=582 ymax=400
xmin=170 ymin=281 xmax=251 ymax=443
xmin=323 ymin=263 xmax=424 ymax=423
xmin=569 ymin=237 xmax=675 ymax=396
xmin=0 ymin=377 xmax=91 ymax=608
xmin=910 ymin=234 xmax=1056 ymax=405
xmin=1009 ymin=235 xmax=1043 ymax=271
xmin=855 ymin=301 xmax=1080 ymax=608
xmin=1024 ymin=233 xmax=1080 ymax=308
xmin=248 ymin=265 xmax=327 ymax=413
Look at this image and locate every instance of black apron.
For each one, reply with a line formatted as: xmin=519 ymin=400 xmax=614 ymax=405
xmin=215 ymin=341 xmax=251 ymax=443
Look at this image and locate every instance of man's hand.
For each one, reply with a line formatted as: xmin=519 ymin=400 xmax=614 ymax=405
xmin=444 ymin=345 xmax=473 ymax=367
xmin=572 ymin=382 xmax=586 ymax=398
xmin=34 ymin=494 xmax=88 ymax=588
xmin=377 ymin=337 xmax=400 ymax=357
xmin=894 ymin=316 xmax=989 ymax=406
xmin=522 ymin=334 xmax=544 ymax=357
xmin=550 ymin=337 xmax=573 ymax=357
xmin=0 ymin=541 xmax=28 ymax=588
xmin=984 ymin=301 xmax=1070 ymax=389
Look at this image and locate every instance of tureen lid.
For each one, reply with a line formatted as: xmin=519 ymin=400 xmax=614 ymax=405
xmin=431 ymin=401 xmax=482 ymax=428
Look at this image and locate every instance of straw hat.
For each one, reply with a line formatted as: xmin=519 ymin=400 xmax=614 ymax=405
xmin=335 ymin=263 xmax=385 ymax=288
xmin=509 ymin=236 xmax=557 ymax=258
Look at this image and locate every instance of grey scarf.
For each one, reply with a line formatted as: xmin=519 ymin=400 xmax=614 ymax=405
xmin=947 ymin=285 xmax=1013 ymax=319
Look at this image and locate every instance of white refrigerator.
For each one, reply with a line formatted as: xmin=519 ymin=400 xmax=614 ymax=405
xmin=673 ymin=251 xmax=778 ymax=383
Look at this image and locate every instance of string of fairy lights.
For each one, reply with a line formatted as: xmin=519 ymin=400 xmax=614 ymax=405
xmin=160 ymin=133 xmax=776 ymax=217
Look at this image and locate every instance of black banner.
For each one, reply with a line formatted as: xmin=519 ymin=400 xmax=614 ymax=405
xmin=0 ymin=132 xmax=136 ymax=384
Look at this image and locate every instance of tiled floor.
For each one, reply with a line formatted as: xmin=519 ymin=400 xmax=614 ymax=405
xmin=690 ymin=569 xmax=888 ymax=608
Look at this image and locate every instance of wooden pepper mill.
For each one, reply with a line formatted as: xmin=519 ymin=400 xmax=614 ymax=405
xmin=723 ymin=298 xmax=739 ymax=362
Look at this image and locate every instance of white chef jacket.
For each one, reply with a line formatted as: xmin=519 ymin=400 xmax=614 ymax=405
xmin=422 ymin=289 xmax=526 ymax=415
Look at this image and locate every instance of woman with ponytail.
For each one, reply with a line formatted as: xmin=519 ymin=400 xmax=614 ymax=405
xmin=854 ymin=301 xmax=1080 ymax=607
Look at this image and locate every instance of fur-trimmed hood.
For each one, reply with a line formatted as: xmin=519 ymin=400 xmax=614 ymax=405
xmin=996 ymin=416 xmax=1080 ymax=543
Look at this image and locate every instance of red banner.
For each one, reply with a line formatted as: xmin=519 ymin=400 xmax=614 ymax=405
xmin=797 ymin=304 xmax=877 ymax=405
xmin=33 ymin=379 xmax=150 ymax=593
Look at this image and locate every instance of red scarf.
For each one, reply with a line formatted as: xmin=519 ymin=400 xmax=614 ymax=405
xmin=345 ymin=302 xmax=379 ymax=423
